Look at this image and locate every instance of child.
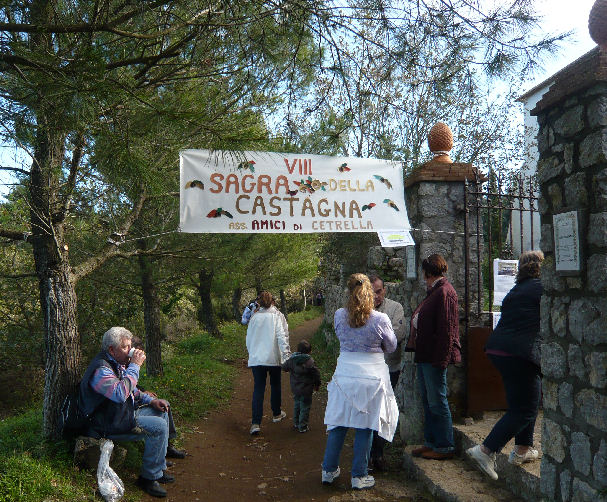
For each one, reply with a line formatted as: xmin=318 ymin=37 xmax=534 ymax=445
xmin=281 ymin=339 xmax=321 ymax=433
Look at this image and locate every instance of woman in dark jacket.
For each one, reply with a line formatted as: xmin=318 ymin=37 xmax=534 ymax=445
xmin=466 ymin=250 xmax=544 ymax=481
xmin=410 ymin=254 xmax=461 ymax=460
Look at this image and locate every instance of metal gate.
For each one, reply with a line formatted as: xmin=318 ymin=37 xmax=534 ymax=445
xmin=463 ymin=171 xmax=540 ymax=414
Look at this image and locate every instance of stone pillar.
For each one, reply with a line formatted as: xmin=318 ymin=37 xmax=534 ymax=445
xmin=387 ymin=157 xmax=481 ymax=444
xmin=531 ymin=46 xmax=607 ymax=500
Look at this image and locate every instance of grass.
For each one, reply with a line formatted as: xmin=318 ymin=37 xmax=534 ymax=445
xmin=310 ymin=319 xmax=340 ymax=394
xmin=0 ymin=307 xmax=323 ymax=502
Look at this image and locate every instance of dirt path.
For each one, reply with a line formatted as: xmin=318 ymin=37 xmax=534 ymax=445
xmin=145 ymin=317 xmax=427 ymax=502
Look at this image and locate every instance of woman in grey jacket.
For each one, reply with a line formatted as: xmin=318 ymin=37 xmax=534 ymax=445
xmin=466 ymin=250 xmax=544 ymax=481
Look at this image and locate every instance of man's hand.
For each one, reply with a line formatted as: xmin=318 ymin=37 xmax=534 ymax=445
xmin=130 ymin=349 xmax=146 ymax=366
xmin=150 ymin=399 xmax=170 ymax=413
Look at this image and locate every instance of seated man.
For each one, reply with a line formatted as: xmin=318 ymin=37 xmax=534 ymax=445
xmin=79 ymin=327 xmax=174 ymax=498
xmin=131 ymin=336 xmax=186 ymax=461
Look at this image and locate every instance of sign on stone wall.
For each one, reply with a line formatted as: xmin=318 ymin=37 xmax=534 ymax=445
xmin=553 ymin=210 xmax=582 ymax=274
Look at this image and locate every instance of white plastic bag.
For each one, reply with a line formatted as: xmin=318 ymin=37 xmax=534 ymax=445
xmin=97 ymin=439 xmax=125 ymax=502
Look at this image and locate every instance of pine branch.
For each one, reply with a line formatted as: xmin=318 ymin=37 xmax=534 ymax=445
xmin=72 ymin=189 xmax=147 ymax=282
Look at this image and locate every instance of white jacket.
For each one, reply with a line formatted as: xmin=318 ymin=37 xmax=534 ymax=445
xmin=246 ymin=306 xmax=290 ymax=367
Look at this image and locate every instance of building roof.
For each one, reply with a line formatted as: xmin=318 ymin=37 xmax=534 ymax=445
xmin=517 ymin=46 xmax=601 ymax=104
xmin=530 ymin=46 xmax=607 ymax=115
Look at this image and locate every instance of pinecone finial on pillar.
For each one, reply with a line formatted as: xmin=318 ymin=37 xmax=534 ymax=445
xmin=427 ymin=122 xmax=453 ymax=163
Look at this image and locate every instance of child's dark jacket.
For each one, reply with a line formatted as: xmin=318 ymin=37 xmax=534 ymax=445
xmin=282 ymin=352 xmax=321 ymax=398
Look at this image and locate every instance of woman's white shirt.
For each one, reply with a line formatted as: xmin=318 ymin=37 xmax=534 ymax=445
xmin=246 ymin=307 xmax=290 ymax=366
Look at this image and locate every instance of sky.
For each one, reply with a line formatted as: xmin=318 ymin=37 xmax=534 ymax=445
xmin=0 ymin=1 xmax=601 ymax=198
xmin=527 ymin=0 xmax=597 ymax=91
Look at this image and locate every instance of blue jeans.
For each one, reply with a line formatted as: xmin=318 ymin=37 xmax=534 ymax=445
xmin=251 ymin=366 xmax=282 ymax=424
xmin=293 ymin=395 xmax=312 ymax=430
xmin=417 ymin=363 xmax=455 ymax=453
xmin=322 ymin=427 xmax=373 ymax=478
xmin=483 ymin=355 xmax=541 ymax=453
xmin=108 ymin=405 xmax=169 ymax=480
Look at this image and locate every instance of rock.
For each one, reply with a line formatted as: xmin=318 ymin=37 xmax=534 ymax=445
xmin=74 ymin=436 xmax=128 ymax=470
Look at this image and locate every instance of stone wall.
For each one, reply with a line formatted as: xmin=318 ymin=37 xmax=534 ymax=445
xmin=534 ymin=79 xmax=607 ymax=500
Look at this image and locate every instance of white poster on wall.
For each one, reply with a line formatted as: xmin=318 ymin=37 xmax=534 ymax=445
xmin=493 ymin=259 xmax=518 ymax=306
xmin=180 ymin=149 xmax=411 ymax=235
xmin=377 ymin=230 xmax=415 ymax=247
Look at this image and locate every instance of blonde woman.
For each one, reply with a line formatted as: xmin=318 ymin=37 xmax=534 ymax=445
xmin=467 ymin=250 xmax=544 ymax=481
xmin=322 ymin=274 xmax=398 ymax=490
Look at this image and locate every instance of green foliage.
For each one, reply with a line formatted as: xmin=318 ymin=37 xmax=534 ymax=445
xmin=310 ymin=320 xmax=340 ymax=392
xmin=0 ymin=411 xmax=94 ymax=502
xmin=0 ymin=455 xmax=93 ymax=502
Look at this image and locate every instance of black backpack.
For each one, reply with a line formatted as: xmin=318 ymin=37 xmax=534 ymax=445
xmin=59 ymin=388 xmax=90 ymax=438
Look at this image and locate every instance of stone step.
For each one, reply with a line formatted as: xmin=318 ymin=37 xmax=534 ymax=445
xmin=402 ymin=445 xmax=526 ymax=502
xmin=453 ymin=411 xmax=542 ymax=502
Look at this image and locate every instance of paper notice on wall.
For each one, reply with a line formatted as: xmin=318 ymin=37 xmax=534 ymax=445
xmin=377 ymin=230 xmax=415 ymax=248
xmin=493 ymin=259 xmax=518 ymax=306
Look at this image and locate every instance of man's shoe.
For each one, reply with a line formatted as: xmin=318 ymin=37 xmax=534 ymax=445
xmin=166 ymin=445 xmax=186 ymax=459
xmin=466 ymin=445 xmax=498 ymax=480
xmin=298 ymin=425 xmax=309 ymax=433
xmin=272 ymin=410 xmax=287 ymax=422
xmin=136 ymin=476 xmax=167 ymax=498
xmin=157 ymin=472 xmax=175 ymax=484
xmin=351 ymin=475 xmax=375 ymax=490
xmin=411 ymin=445 xmax=433 ymax=457
xmin=250 ymin=423 xmax=261 ymax=435
xmin=509 ymin=448 xmax=539 ymax=465
xmin=165 ymin=461 xmax=174 ymax=468
xmin=420 ymin=450 xmax=455 ymax=460
xmin=321 ymin=466 xmax=340 ymax=485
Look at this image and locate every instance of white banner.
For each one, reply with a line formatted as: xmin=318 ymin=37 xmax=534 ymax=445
xmin=180 ymin=150 xmax=411 ymax=234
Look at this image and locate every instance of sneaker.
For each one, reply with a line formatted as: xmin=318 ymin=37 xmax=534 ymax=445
xmin=250 ymin=423 xmax=260 ymax=435
xmin=321 ymin=466 xmax=340 ymax=485
xmin=298 ymin=425 xmax=309 ymax=433
xmin=351 ymin=474 xmax=375 ymax=490
xmin=466 ymin=445 xmax=498 ymax=480
xmin=509 ymin=448 xmax=539 ymax=465
xmin=272 ymin=411 xmax=287 ymax=422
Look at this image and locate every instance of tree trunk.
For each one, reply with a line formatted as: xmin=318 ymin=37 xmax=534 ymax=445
xmin=255 ymin=277 xmax=263 ymax=294
xmin=232 ymin=287 xmax=242 ymax=321
xmin=280 ymin=289 xmax=288 ymax=320
xmin=137 ymin=241 xmax=163 ymax=376
xmin=30 ymin=124 xmax=81 ymax=439
xmin=197 ymin=268 xmax=221 ymax=338
xmin=303 ymin=288 xmax=307 ymax=310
